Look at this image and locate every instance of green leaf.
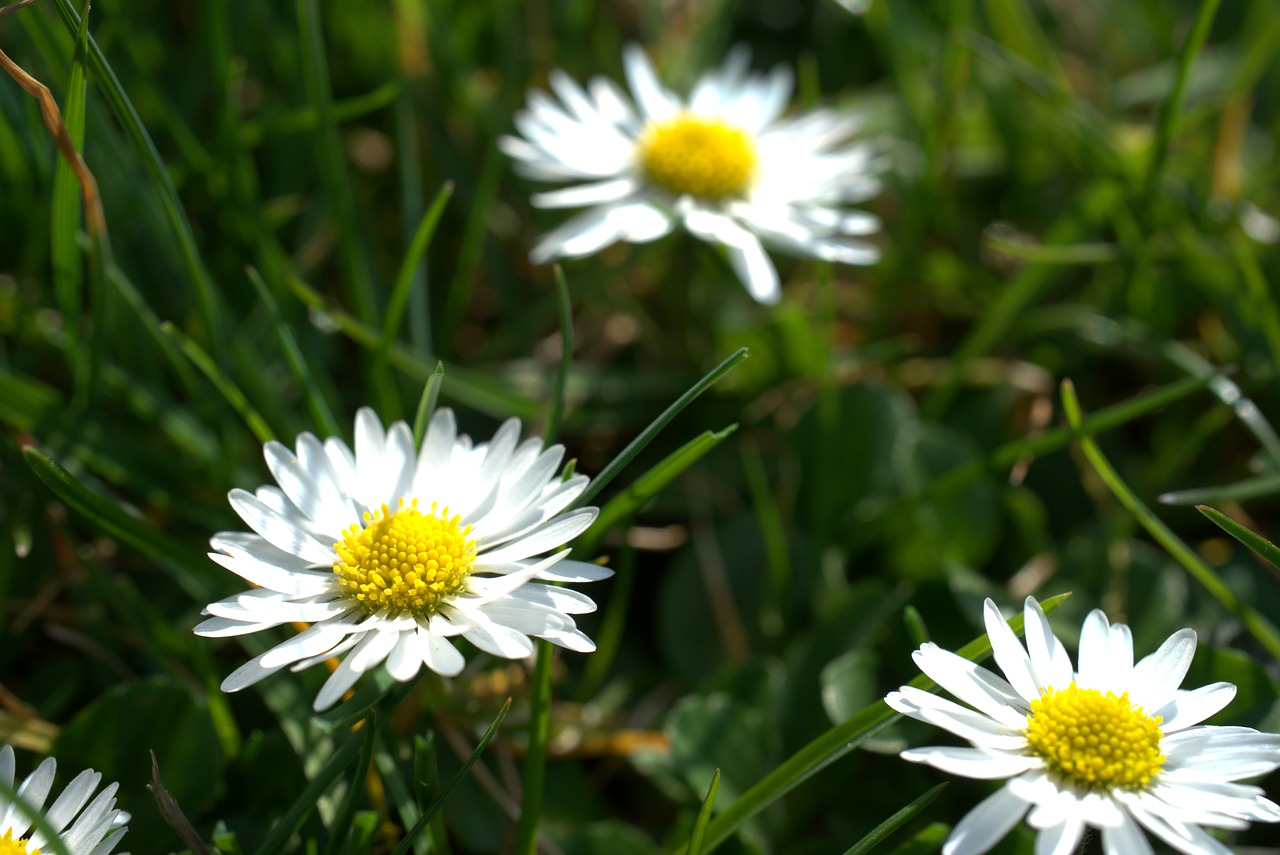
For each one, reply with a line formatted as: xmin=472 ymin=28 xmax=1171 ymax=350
xmin=23 ymin=445 xmax=216 ymax=599
xmin=840 ymin=783 xmax=947 ymax=855
xmin=687 ymin=769 xmax=721 ymax=855
xmin=391 ymin=699 xmax=511 ymax=855
xmin=55 ymin=677 xmax=224 ymax=849
xmin=670 ymin=592 xmax=1071 ymax=855
xmin=1197 ymin=505 xmax=1280 ymax=572
xmin=574 ymin=348 xmax=748 ymax=509
xmin=821 ymin=650 xmax=879 ymax=726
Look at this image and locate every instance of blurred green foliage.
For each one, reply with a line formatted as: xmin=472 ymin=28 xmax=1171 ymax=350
xmin=2 ymin=0 xmax=1280 ymax=853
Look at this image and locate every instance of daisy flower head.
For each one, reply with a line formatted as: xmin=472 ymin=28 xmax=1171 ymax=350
xmin=885 ymin=597 xmax=1280 ymax=855
xmin=0 ymin=744 xmax=129 ymax=855
xmin=501 ymin=44 xmax=884 ymax=305
xmin=195 ymin=407 xmax=609 ymax=711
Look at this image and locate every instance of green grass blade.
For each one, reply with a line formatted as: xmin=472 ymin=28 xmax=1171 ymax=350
xmin=391 ymin=699 xmax=512 ymax=855
xmin=296 ymin=0 xmax=380 ymax=326
xmin=376 ymin=180 xmax=452 ymax=372
xmin=543 ymin=266 xmax=573 ymax=444
xmin=686 ymin=769 xmax=721 ymax=855
xmin=1197 ymin=505 xmax=1280 ymax=572
xmin=840 ymin=783 xmax=947 ymax=855
xmin=251 ymin=731 xmax=367 ymax=855
xmin=283 ymin=272 xmax=540 ymax=420
xmin=161 ymin=321 xmax=275 ymax=444
xmin=50 ymin=0 xmax=224 ymax=346
xmin=23 ymin=445 xmax=215 ymax=599
xmin=574 ymin=348 xmax=749 ymax=509
xmin=443 ymin=147 xmax=503 ymax=342
xmin=1060 ymin=379 xmax=1280 ymax=663
xmin=412 ymin=362 xmax=446 ymax=446
xmin=673 ymin=593 xmax=1071 ymax=855
xmin=49 ymin=0 xmax=88 ymax=343
xmin=1140 ymin=0 xmax=1223 ymax=217
xmin=245 ymin=266 xmax=343 ymax=440
xmin=580 ymin=425 xmax=737 ymax=553
xmin=320 ymin=717 xmax=378 ymax=855
xmin=513 ymin=641 xmax=554 ymax=855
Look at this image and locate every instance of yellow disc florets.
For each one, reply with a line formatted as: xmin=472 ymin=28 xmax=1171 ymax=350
xmin=333 ymin=499 xmax=476 ymax=617
xmin=1024 ymin=683 xmax=1165 ymax=790
xmin=0 ymin=830 xmax=39 ymax=855
xmin=639 ymin=115 xmax=757 ymax=199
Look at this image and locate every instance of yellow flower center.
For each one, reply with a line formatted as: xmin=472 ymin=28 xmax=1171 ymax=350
xmin=333 ymin=499 xmax=476 ymax=617
xmin=1024 ymin=683 xmax=1165 ymax=790
xmin=639 ymin=115 xmax=757 ymax=199
xmin=0 ymin=830 xmax=38 ymax=855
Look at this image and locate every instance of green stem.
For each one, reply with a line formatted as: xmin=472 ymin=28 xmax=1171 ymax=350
xmin=512 ymin=640 xmax=554 ymax=855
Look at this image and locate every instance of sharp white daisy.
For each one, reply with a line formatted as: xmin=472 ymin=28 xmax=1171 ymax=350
xmin=501 ymin=44 xmax=883 ymax=305
xmin=0 ymin=744 xmax=129 ymax=855
xmin=885 ymin=597 xmax=1280 ymax=855
xmin=195 ymin=407 xmax=609 ymax=711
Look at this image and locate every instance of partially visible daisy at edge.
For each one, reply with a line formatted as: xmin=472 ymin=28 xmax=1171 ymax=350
xmin=501 ymin=44 xmax=884 ymax=305
xmin=885 ymin=597 xmax=1280 ymax=855
xmin=195 ymin=407 xmax=609 ymax=711
xmin=0 ymin=744 xmax=129 ymax=855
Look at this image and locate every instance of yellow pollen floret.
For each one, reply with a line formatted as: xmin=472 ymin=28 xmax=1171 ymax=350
xmin=0 ymin=830 xmax=39 ymax=855
xmin=333 ymin=498 xmax=476 ymax=617
xmin=1024 ymin=682 xmax=1165 ymax=790
xmin=639 ymin=115 xmax=757 ymax=199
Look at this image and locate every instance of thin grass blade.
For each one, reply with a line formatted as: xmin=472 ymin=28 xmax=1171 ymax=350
xmin=161 ymin=321 xmax=275 ymax=444
xmin=252 ymin=731 xmax=367 ymax=855
xmin=840 ymin=783 xmax=947 ymax=855
xmin=687 ymin=769 xmax=721 ymax=855
xmin=1197 ymin=505 xmax=1280 ymax=572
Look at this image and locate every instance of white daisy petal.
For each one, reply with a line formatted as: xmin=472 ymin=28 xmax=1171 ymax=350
xmin=198 ymin=408 xmax=605 ymax=710
xmin=6 ymin=761 xmax=128 ymax=855
xmin=622 ymin=44 xmax=678 ymax=121
xmin=1153 ymin=683 xmax=1236 ymax=732
xmin=1130 ymin=629 xmax=1197 ymax=712
xmin=887 ymin=597 xmax=1280 ymax=855
xmin=1021 ymin=596 xmax=1073 ymax=691
xmin=942 ymin=785 xmax=1030 ymax=855
xmin=983 ymin=598 xmax=1040 ymax=701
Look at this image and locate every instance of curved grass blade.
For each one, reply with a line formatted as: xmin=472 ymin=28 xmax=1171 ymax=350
xmin=672 ymin=593 xmax=1071 ymax=855
xmin=1061 ymin=379 xmax=1280 ymax=663
xmin=687 ymin=769 xmax=721 ymax=855
xmin=252 ymin=730 xmax=367 ymax=855
xmin=574 ymin=348 xmax=749 ymax=509
xmin=23 ymin=445 xmax=215 ymax=599
xmin=1197 ymin=505 xmax=1280 ymax=572
xmin=161 ymin=322 xmax=275 ymax=444
xmin=49 ymin=0 xmax=89 ymax=342
xmin=246 ymin=266 xmax=343 ymax=440
xmin=390 ymin=698 xmax=512 ymax=855
xmin=840 ymin=783 xmax=946 ymax=855
xmin=543 ymin=266 xmax=572 ymax=444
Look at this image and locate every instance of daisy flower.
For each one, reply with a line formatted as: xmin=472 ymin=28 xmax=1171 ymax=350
xmin=0 ymin=744 xmax=129 ymax=855
xmin=885 ymin=597 xmax=1280 ymax=855
xmin=196 ymin=408 xmax=608 ymax=711
xmin=501 ymin=44 xmax=883 ymax=305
